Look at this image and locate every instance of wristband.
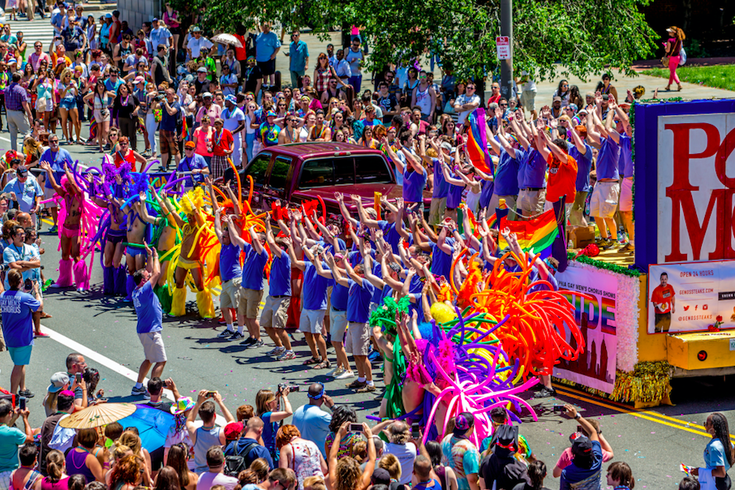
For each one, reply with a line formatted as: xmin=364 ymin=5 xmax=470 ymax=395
xmin=574 ymin=413 xmax=581 ymax=420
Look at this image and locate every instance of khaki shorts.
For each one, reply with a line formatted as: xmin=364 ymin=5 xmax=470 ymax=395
xmin=517 ymin=188 xmax=545 ymax=217
xmin=329 ymin=307 xmax=348 ymax=340
xmin=238 ymin=287 xmax=264 ymax=319
xmin=299 ymin=308 xmax=326 ymax=334
xmin=44 ymin=186 xmax=57 ymax=209
xmin=345 ymin=321 xmax=371 ymax=356
xmin=139 ymin=332 xmax=167 ymax=363
xmin=619 ymin=177 xmax=633 ymax=212
xmin=520 ymin=89 xmax=537 ymax=112
xmin=260 ymin=295 xmax=290 ymax=329
xmin=428 ymin=197 xmax=447 ymax=227
xmin=590 ymin=181 xmax=620 ymax=219
xmin=220 ymin=277 xmax=242 ymax=310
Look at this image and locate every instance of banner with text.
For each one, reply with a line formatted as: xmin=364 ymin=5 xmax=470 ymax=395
xmin=647 ymin=260 xmax=735 ymax=334
xmin=553 ymin=267 xmax=618 ymax=393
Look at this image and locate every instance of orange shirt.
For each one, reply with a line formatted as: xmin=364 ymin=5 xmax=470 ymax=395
xmin=651 ymin=284 xmax=675 ymax=314
xmin=546 ymin=153 xmax=577 ymax=204
xmin=114 ymin=149 xmax=137 ymax=172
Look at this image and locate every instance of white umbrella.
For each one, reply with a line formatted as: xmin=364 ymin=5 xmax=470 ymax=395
xmin=211 ymin=33 xmax=242 ymax=48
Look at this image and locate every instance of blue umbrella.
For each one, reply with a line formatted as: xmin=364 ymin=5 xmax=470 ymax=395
xmin=118 ymin=404 xmax=175 ymax=451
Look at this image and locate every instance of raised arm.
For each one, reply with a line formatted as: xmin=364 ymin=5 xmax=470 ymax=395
xmin=225 ymin=216 xmax=247 ymax=249
xmin=284 ymin=237 xmax=306 ymax=270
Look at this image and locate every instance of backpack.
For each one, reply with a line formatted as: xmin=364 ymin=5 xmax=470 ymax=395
xmin=224 ymin=441 xmax=258 ymax=477
xmin=679 ymin=47 xmax=687 ymax=66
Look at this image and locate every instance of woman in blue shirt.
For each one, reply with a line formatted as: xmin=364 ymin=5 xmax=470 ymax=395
xmin=255 ymin=387 xmax=293 ymax=463
xmin=693 ymin=412 xmax=734 ymax=490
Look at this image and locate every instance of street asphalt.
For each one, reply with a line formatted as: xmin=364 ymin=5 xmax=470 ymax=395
xmin=0 ymin=113 xmax=732 ymax=490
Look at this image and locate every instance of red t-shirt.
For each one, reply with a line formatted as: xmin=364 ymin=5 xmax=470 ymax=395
xmin=114 ymin=149 xmax=137 ymax=172
xmin=487 ymin=94 xmax=501 ymax=105
xmin=546 ymin=153 xmax=577 ymax=204
xmin=651 ymin=284 xmax=675 ymax=314
xmin=212 ymin=129 xmax=234 ymax=157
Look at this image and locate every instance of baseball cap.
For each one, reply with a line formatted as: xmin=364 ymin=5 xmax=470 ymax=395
xmin=266 ymin=110 xmax=277 ymax=117
xmin=152 ymin=17 xmax=159 ymax=22
xmin=246 ymin=55 xmax=255 ymax=61
xmin=568 ymin=103 xmax=578 ymax=112
xmin=134 ymin=76 xmax=145 ymax=84
xmin=585 ymin=91 xmax=595 ymax=98
xmin=224 ymin=94 xmax=237 ymax=104
xmin=571 ymin=434 xmax=594 ymax=458
xmin=48 ymin=372 xmax=70 ymax=393
xmin=371 ymin=468 xmax=391 ymax=486
xmin=224 ymin=421 xmax=243 ymax=440
xmin=553 ymin=96 xmax=562 ymax=102
xmin=202 ymin=92 xmax=213 ymax=98
xmin=197 ymin=67 xmax=207 ymax=73
xmin=191 ymin=26 xmax=201 ymax=32
xmin=7 ymin=58 xmax=16 ymax=65
xmin=453 ymin=412 xmax=475 ymax=436
xmin=440 ymin=141 xmax=453 ymax=151
xmin=184 ymin=141 xmax=196 ymax=149
xmin=170 ymin=397 xmax=196 ymax=415
xmin=17 ymin=166 xmax=28 ymax=176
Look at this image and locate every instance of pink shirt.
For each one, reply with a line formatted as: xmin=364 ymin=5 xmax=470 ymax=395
xmin=555 ymin=447 xmax=613 ymax=470
xmin=193 ymin=126 xmax=213 ymax=157
xmin=30 ymin=52 xmax=51 ymax=72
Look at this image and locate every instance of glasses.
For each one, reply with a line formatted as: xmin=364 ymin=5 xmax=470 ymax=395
xmin=492 ymin=86 xmax=499 ymax=90
xmin=50 ymin=139 xmax=59 ymax=144
xmin=500 ymin=103 xmax=508 ymax=107
xmin=184 ymin=147 xmax=194 ymax=151
xmin=120 ymin=142 xmax=129 ymax=146
xmin=467 ymin=86 xmax=476 ymax=90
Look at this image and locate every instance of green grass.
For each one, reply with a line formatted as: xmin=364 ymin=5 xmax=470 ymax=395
xmin=642 ymin=64 xmax=735 ymax=91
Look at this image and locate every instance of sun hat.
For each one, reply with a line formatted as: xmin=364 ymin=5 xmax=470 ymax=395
xmin=170 ymin=396 xmax=196 ymax=415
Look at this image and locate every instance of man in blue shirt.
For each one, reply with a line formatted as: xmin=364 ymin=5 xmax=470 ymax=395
xmin=0 ymin=269 xmax=41 ymax=398
xmin=178 ymin=141 xmax=210 ymax=189
xmin=149 ymin=18 xmax=172 ymax=56
xmin=559 ymin=404 xmax=603 ymax=490
xmin=3 ymin=225 xmax=40 ymax=293
xmin=227 ymin=218 xmax=268 ymax=349
xmin=3 ymin=166 xmax=42 ymax=228
xmin=213 ymin=207 xmax=243 ymax=340
xmin=130 ymin=243 xmax=165 ymax=398
xmin=260 ymin=218 xmax=294 ymax=360
xmin=286 ymin=30 xmax=309 ymax=90
xmin=345 ymin=38 xmax=364 ymax=93
xmin=255 ymin=23 xmax=281 ymax=91
xmin=292 ymin=383 xmax=335 ymax=459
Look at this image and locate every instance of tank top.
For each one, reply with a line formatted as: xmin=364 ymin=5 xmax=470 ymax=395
xmin=415 ymin=85 xmax=432 ymax=114
xmin=163 ymin=10 xmax=180 ymax=28
xmin=434 ymin=466 xmax=447 ymax=490
xmin=65 ymin=448 xmax=96 ymax=483
xmin=287 ymin=439 xmax=324 ymax=490
xmin=118 ymin=43 xmax=132 ymax=71
xmin=193 ymin=426 xmax=221 ymax=472
xmin=41 ymin=476 xmax=70 ymax=490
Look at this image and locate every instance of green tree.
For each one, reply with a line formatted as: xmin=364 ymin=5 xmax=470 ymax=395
xmin=168 ymin=0 xmax=657 ymax=81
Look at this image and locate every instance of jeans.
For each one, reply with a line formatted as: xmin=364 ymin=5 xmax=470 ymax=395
xmin=348 ymin=75 xmax=362 ymax=94
xmin=290 ymin=70 xmax=304 ymax=89
xmin=146 ymin=113 xmax=158 ymax=155
xmin=7 ymin=109 xmax=29 ymax=151
xmin=245 ymin=132 xmax=255 ymax=163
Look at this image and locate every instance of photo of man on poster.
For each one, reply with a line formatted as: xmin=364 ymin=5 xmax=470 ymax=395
xmin=651 ymin=272 xmax=676 ymax=333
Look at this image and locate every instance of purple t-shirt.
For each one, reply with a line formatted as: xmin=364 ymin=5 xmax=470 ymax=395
xmin=493 ymin=147 xmax=523 ymax=196
xmin=518 ymin=148 xmax=547 ymax=189
xmin=241 ymin=242 xmax=268 ymax=290
xmin=303 ymin=259 xmax=331 ymax=310
xmin=269 ymin=252 xmax=291 ymax=296
xmin=347 ymin=278 xmax=375 ymax=324
xmin=403 ymin=167 xmax=427 ymax=203
xmin=618 ymin=133 xmax=633 ymax=178
xmin=430 ymin=237 xmax=454 ymax=280
xmin=432 ymin=158 xmax=449 ymax=199
xmin=596 ymin=136 xmax=620 ymax=180
xmin=569 ymin=143 xmax=593 ymax=192
xmin=219 ymin=243 xmax=242 ymax=282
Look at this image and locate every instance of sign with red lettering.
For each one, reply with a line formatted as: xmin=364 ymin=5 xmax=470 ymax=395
xmin=496 ymin=36 xmax=510 ymax=60
xmin=648 ymin=260 xmax=735 ymax=334
xmin=657 ymin=113 xmax=735 ymax=263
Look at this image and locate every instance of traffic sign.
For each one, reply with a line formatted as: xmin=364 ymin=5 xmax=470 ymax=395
xmin=496 ymin=36 xmax=511 ymax=60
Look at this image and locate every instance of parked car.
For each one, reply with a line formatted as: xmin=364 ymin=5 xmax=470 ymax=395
xmin=240 ymin=142 xmax=430 ymax=226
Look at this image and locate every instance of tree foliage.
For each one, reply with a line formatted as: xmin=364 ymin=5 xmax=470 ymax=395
xmin=169 ymin=0 xmax=657 ymax=81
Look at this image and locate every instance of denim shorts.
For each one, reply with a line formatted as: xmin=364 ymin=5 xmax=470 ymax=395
xmin=59 ymin=99 xmax=77 ymax=110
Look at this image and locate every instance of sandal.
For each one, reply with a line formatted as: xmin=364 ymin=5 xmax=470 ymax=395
xmin=40 ymin=312 xmax=53 ymax=319
xmin=314 ymin=360 xmax=331 ymax=369
xmin=302 ymin=357 xmax=320 ymax=366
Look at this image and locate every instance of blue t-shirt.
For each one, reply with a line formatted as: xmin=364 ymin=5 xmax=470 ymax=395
xmin=370 ymin=261 xmax=383 ymax=304
xmin=40 ymin=148 xmax=73 ymax=189
xmin=618 ymin=133 xmax=633 ymax=178
xmin=347 ymin=278 xmax=375 ymax=324
xmin=704 ymin=438 xmax=733 ymax=471
xmin=255 ymin=31 xmax=281 ymax=62
xmin=432 ymin=158 xmax=449 ymax=199
xmin=493 ymin=147 xmax=523 ymax=196
xmin=378 ymin=221 xmax=402 ymax=254
xmin=3 ymin=177 xmax=42 ymax=213
xmin=219 ymin=243 xmax=242 ymax=282
xmin=0 ymin=425 xmax=28 ymax=472
xmin=430 ymin=238 xmax=454 ymax=280
xmin=150 ymin=27 xmax=172 ymax=52
xmin=518 ymin=148 xmax=547 ymax=189
xmin=177 ymin=154 xmax=209 ymax=186
xmin=261 ymin=412 xmax=279 ymax=462
xmin=269 ymin=252 xmax=291 ymax=297
xmin=3 ymin=244 xmax=36 ymax=289
xmin=0 ymin=290 xmax=40 ymax=348
xmin=596 ymin=136 xmax=620 ymax=180
xmin=289 ymin=40 xmax=309 ymax=72
xmin=569 ymin=143 xmax=593 ymax=193
xmin=331 ymin=281 xmax=349 ymax=311
xmin=403 ymin=168 xmax=427 ymax=203
xmin=446 ymin=172 xmax=464 ymax=209
xmin=560 ymin=440 xmax=603 ymax=490
xmin=480 ymin=179 xmax=495 ymax=209
xmin=160 ymin=101 xmax=181 ymax=132
xmin=241 ymin=242 xmax=268 ymax=290
xmin=303 ymin=259 xmax=331 ymax=310
xmin=132 ymin=282 xmax=163 ymax=334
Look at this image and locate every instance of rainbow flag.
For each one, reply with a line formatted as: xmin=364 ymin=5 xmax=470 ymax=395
xmin=466 ymin=108 xmax=493 ymax=175
xmin=498 ymin=210 xmax=558 ymax=255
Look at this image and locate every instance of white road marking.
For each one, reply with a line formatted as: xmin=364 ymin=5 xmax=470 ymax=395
xmin=40 ymin=323 xmax=227 ymax=426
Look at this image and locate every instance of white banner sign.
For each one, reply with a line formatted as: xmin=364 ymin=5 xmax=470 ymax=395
xmin=553 ymin=266 xmax=618 ymax=393
xmin=648 ymin=260 xmax=735 ymax=334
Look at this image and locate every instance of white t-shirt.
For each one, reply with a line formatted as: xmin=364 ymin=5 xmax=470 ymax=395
xmin=383 ymin=442 xmax=418 ymax=486
xmin=455 ymin=93 xmax=480 ymax=124
xmin=520 ymin=70 xmax=536 ymax=92
xmin=188 ymin=37 xmax=213 ymax=59
xmin=197 ymin=471 xmax=238 ymax=490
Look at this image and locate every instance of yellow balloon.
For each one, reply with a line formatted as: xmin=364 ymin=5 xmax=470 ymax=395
xmin=431 ymin=302 xmax=457 ymax=325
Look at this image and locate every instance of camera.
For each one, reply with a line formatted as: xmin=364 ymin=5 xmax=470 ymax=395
xmin=24 ymin=279 xmax=32 ymax=291
xmin=349 ymin=423 xmax=363 ymax=433
xmin=0 ymin=263 xmax=9 ymax=272
xmin=552 ymin=404 xmax=566 ymax=413
xmin=278 ymin=383 xmax=300 ymax=392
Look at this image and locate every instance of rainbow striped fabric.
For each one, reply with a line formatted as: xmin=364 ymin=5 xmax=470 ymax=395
xmin=466 ymin=108 xmax=493 ymax=175
xmin=498 ymin=210 xmax=558 ymax=254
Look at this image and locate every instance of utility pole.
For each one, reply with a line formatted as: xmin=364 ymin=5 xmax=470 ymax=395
xmin=500 ymin=0 xmax=513 ymax=100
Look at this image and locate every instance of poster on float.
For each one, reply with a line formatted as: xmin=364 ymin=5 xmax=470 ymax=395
xmin=553 ymin=266 xmax=618 ymax=393
xmin=647 ymin=261 xmax=735 ymax=334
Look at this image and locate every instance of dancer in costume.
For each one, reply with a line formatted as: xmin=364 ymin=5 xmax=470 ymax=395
xmin=91 ymin=171 xmax=128 ymax=296
xmin=40 ymin=161 xmax=88 ymax=291
xmin=148 ymin=187 xmax=180 ymax=313
xmin=166 ymin=187 xmax=215 ymax=318
xmin=122 ymin=185 xmax=151 ymax=300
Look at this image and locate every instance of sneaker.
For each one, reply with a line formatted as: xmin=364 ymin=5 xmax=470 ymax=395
xmin=357 ymin=384 xmax=376 ymax=393
xmin=267 ymin=346 xmax=286 ymax=356
xmin=619 ymin=242 xmax=634 ymax=252
xmin=534 ymin=387 xmax=556 ymax=399
xmin=336 ymin=370 xmax=356 ymax=380
xmin=218 ymin=329 xmax=234 ymax=338
xmin=368 ymin=350 xmax=381 ymax=362
xmin=347 ymin=379 xmax=367 ymax=390
xmin=241 ymin=337 xmax=256 ymax=345
xmin=328 ymin=366 xmax=345 ymax=377
xmin=131 ymin=386 xmax=149 ymax=398
xmin=34 ymin=332 xmax=49 ymax=338
xmin=48 ymin=225 xmax=58 ymax=234
xmin=277 ymin=350 xmax=296 ymax=361
xmin=229 ymin=332 xmax=245 ymax=341
xmin=18 ymin=389 xmax=34 ymax=399
xmin=253 ymin=339 xmax=265 ymax=348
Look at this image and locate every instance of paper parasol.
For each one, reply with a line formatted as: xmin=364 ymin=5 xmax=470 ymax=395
xmin=211 ymin=33 xmax=242 ymax=48
xmin=59 ymin=403 xmax=137 ymax=429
